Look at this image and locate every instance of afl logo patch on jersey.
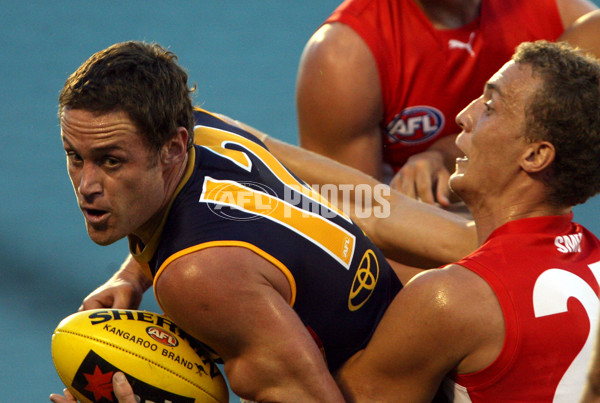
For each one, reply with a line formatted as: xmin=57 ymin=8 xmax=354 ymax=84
xmin=386 ymin=106 xmax=445 ymax=144
xmin=201 ymin=179 xmax=280 ymax=221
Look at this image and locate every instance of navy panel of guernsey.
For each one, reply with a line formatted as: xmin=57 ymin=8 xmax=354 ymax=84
xmin=129 ymin=108 xmax=402 ymax=372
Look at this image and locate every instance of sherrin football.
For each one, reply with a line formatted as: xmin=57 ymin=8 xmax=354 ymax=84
xmin=51 ymin=309 xmax=229 ymax=403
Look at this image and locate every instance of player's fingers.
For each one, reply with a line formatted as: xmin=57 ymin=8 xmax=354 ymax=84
xmin=112 ymin=290 xmax=141 ymax=310
xmin=388 ymin=170 xmax=402 ymax=191
xmin=415 ymin=169 xmax=435 ymax=204
xmin=113 ymin=372 xmax=137 ymax=403
xmin=394 ymin=169 xmax=417 ymax=199
xmin=63 ymin=388 xmax=75 ymax=400
xmin=49 ymin=388 xmax=76 ymax=403
xmin=435 ymin=170 xmax=452 ymax=207
xmin=80 ymin=297 xmax=112 ymax=311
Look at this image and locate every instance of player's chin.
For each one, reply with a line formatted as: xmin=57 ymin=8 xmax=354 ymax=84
xmin=86 ymin=226 xmax=123 ymax=246
xmin=448 ymin=174 xmax=466 ymax=198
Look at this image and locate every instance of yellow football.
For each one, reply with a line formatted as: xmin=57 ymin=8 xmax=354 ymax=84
xmin=51 ymin=309 xmax=229 ymax=403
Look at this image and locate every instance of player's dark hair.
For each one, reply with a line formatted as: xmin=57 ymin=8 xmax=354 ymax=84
xmin=59 ymin=41 xmax=195 ymax=151
xmin=514 ymin=40 xmax=600 ymax=206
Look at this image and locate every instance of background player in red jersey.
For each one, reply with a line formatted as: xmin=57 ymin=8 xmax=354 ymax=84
xmin=297 ymin=0 xmax=600 ymax=206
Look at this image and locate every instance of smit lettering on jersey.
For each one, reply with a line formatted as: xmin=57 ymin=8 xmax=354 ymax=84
xmin=386 ymin=106 xmax=445 ymax=144
xmin=555 ymin=233 xmax=583 ymax=253
xmin=201 ymin=179 xmax=391 ymax=221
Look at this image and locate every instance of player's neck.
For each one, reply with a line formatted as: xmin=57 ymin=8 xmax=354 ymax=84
xmin=470 ymin=199 xmax=571 ymax=245
xmin=415 ymin=0 xmax=481 ymax=29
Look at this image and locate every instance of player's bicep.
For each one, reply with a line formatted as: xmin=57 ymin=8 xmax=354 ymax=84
xmin=556 ymin=0 xmax=598 ymax=30
xmin=558 ymin=8 xmax=600 ymax=59
xmin=155 ymin=247 xmax=285 ymax=352
xmin=297 ymin=23 xmax=383 ymax=177
xmin=153 ymin=246 xmax=334 ymax=399
xmin=336 ymin=267 xmax=495 ymax=402
xmin=336 ymin=283 xmax=453 ymax=400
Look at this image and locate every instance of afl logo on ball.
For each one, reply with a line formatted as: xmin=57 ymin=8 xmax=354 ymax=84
xmin=386 ymin=106 xmax=445 ymax=144
xmin=146 ymin=327 xmax=179 ymax=347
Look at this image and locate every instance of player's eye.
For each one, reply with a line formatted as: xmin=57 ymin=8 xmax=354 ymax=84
xmin=484 ymin=100 xmax=493 ymax=113
xmin=66 ymin=151 xmax=83 ymax=164
xmin=102 ymin=156 xmax=122 ymax=169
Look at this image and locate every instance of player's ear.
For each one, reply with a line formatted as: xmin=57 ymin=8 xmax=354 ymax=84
xmin=161 ymin=127 xmax=189 ymax=165
xmin=521 ymin=140 xmax=555 ymax=173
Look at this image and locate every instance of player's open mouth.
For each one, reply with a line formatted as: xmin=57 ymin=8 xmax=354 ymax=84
xmin=82 ymin=208 xmax=110 ymax=224
xmin=455 ymin=156 xmax=468 ymax=172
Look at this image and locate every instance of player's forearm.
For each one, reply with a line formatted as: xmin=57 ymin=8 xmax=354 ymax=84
xmin=79 ymin=255 xmax=153 ymax=311
xmin=226 ymin=355 xmax=345 ymax=403
xmin=371 ymin=193 xmax=477 ymax=267
xmin=219 ymin=116 xmax=379 ymax=199
xmin=264 ymin=135 xmax=387 ymax=226
xmin=264 ymin=135 xmax=477 ymax=267
xmin=263 ymin=135 xmax=382 ymax=205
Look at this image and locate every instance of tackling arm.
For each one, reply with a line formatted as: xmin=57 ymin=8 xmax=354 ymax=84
xmin=336 ymin=265 xmax=505 ymax=402
xmin=263 ymin=135 xmax=477 ymax=267
xmin=212 ymin=114 xmax=477 ymax=266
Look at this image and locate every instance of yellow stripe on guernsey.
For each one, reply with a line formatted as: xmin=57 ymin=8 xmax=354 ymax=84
xmin=195 ymin=124 xmax=356 ymax=269
xmin=154 ymin=241 xmax=297 ymax=307
xmin=196 ymin=124 xmax=349 ymax=221
xmin=201 ymin=177 xmax=356 ymax=269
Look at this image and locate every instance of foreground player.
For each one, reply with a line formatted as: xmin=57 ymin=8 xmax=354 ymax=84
xmin=49 ymin=41 xmax=477 ymax=403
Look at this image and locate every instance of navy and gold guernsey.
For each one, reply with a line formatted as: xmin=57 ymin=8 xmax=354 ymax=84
xmin=129 ymin=108 xmax=402 ymax=372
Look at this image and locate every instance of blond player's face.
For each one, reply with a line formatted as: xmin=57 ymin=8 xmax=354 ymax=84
xmin=451 ymin=61 xmax=540 ymax=206
xmin=61 ymin=108 xmax=168 ymax=245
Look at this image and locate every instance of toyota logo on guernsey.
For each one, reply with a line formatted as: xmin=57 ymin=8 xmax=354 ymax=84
xmin=386 ymin=106 xmax=445 ymax=144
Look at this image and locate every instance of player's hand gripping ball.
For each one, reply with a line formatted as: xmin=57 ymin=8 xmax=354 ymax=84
xmin=51 ymin=309 xmax=228 ymax=403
